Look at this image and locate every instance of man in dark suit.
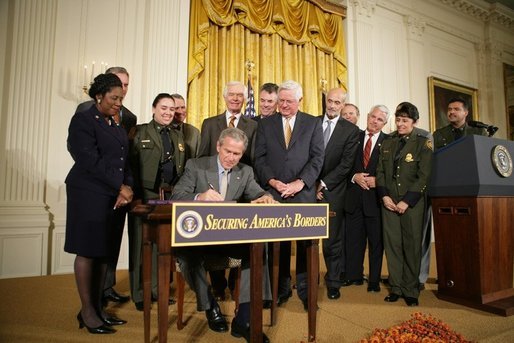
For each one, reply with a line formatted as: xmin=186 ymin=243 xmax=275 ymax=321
xmin=316 ymin=88 xmax=359 ymax=300
xmin=198 ymin=81 xmax=257 ymax=165
xmin=344 ymin=105 xmax=389 ymax=293
xmin=75 ymin=66 xmax=137 ymax=304
xmin=170 ymin=93 xmax=201 ymax=159
xmin=198 ymin=81 xmax=258 ymax=299
xmin=254 ymin=80 xmax=324 ymax=309
xmin=253 ymin=82 xmax=278 ymax=122
xmin=172 ymin=128 xmax=273 ymax=342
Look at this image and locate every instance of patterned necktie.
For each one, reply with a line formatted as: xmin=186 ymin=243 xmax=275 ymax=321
xmin=363 ymin=133 xmax=373 ymax=168
xmin=220 ymin=170 xmax=229 ymax=200
xmin=229 ymin=116 xmax=236 ymax=128
xmin=323 ymin=120 xmax=332 ymax=147
xmin=284 ymin=118 xmax=292 ymax=148
xmin=160 ymin=128 xmax=175 ymax=184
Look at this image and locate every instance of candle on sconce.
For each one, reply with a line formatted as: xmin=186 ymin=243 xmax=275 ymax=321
xmin=83 ymin=65 xmax=87 ymax=86
xmin=104 ymin=62 xmax=108 ymax=73
xmin=91 ymin=61 xmax=95 ymax=83
xmin=101 ymin=61 xmax=104 ymax=74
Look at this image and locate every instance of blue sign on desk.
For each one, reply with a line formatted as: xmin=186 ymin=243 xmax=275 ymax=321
xmin=171 ymin=203 xmax=329 ymax=246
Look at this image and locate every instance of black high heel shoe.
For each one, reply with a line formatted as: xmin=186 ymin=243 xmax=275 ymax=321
xmin=102 ymin=315 xmax=127 ymax=326
xmin=77 ymin=312 xmax=116 ymax=334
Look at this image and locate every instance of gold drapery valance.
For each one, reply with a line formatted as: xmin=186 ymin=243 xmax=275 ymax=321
xmin=187 ymin=0 xmax=347 ymax=129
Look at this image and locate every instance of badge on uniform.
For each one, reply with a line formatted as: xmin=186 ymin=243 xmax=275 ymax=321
xmin=405 ymin=153 xmax=414 ymax=162
xmin=178 ymin=143 xmax=185 ymax=152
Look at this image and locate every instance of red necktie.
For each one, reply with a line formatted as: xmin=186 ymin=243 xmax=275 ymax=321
xmin=363 ymin=133 xmax=373 ymax=168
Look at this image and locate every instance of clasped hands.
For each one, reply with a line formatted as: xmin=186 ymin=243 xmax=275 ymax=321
xmin=382 ymin=196 xmax=408 ymax=214
xmin=269 ymin=178 xmax=304 ymax=199
xmin=114 ymin=184 xmax=133 ymax=209
xmin=354 ymin=173 xmax=376 ymax=190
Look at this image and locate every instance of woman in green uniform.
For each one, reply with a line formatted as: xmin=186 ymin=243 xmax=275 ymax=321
xmin=376 ymin=102 xmax=432 ymax=307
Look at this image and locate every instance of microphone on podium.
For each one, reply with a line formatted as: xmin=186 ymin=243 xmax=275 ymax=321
xmin=467 ymin=120 xmax=498 ymax=137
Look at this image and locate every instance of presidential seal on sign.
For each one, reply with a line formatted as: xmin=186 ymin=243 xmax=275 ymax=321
xmin=176 ymin=210 xmax=203 ymax=239
xmin=492 ymin=145 xmax=512 ymax=178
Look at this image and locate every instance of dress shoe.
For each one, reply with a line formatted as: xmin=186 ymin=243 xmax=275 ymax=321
xmin=327 ymin=287 xmax=340 ymax=300
xmin=301 ymin=299 xmax=319 ymax=312
xmin=102 ymin=315 xmax=127 ymax=326
xmin=341 ymin=279 xmax=364 ymax=287
xmin=384 ymin=293 xmax=401 ymax=302
xmin=205 ymin=303 xmax=228 ymax=333
xmin=135 ymin=302 xmax=144 ymax=311
xmin=77 ymin=313 xmax=116 ymax=334
xmin=277 ymin=290 xmax=292 ymax=306
xmin=367 ymin=282 xmax=381 ymax=293
xmin=151 ymin=295 xmax=176 ymax=305
xmin=231 ymin=320 xmax=270 ymax=343
xmin=263 ymin=300 xmax=272 ymax=309
xmin=103 ymin=288 xmax=130 ymax=303
xmin=404 ymin=297 xmax=419 ymax=306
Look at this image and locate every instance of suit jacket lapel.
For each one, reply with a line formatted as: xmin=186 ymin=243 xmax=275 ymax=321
xmin=226 ymin=165 xmax=243 ymax=200
xmin=288 ymin=112 xmax=305 ymax=148
xmin=206 ymin=156 xmax=220 ymax=191
xmin=272 ymin=114 xmax=287 ymax=149
xmin=93 ymin=112 xmax=125 ymax=145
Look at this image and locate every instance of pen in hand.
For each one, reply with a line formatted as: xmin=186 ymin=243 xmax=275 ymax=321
xmin=208 ymin=183 xmax=220 ymax=194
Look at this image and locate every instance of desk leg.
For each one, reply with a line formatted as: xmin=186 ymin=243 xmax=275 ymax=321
xmin=270 ymin=242 xmax=279 ymax=326
xmin=250 ymin=243 xmax=263 ymax=343
xmin=307 ymin=239 xmax=319 ymax=342
xmin=142 ymin=222 xmax=152 ymax=343
xmin=157 ymin=223 xmax=172 ymax=343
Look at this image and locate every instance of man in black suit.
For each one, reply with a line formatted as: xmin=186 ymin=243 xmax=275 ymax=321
xmin=198 ymin=81 xmax=258 ymax=299
xmin=170 ymin=93 xmax=201 ymax=159
xmin=75 ymin=66 xmax=137 ymax=304
xmin=343 ymin=105 xmax=389 ymax=293
xmin=254 ymin=80 xmax=324 ymax=309
xmin=316 ymin=88 xmax=360 ymax=300
xmin=253 ymin=82 xmax=278 ymax=122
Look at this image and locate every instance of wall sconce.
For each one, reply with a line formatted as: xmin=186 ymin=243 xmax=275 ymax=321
xmin=82 ymin=61 xmax=109 ymax=94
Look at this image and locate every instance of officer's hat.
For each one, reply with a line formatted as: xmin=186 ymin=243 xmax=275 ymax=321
xmin=395 ymin=102 xmax=419 ymax=121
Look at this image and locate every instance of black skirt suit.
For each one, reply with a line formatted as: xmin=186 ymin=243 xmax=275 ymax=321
xmin=65 ymin=105 xmax=133 ymax=257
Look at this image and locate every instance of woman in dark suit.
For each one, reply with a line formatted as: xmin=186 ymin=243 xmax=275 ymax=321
xmin=65 ymin=73 xmax=133 ymax=334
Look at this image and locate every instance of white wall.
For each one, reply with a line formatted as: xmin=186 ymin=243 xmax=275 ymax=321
xmin=0 ymin=0 xmax=512 ymax=278
xmin=0 ymin=0 xmax=190 ymax=278
xmin=345 ymin=0 xmax=514 ymax=135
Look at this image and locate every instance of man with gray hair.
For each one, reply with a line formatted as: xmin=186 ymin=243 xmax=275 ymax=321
xmin=343 ymin=105 xmax=389 ymax=293
xmin=172 ymin=127 xmax=273 ymax=342
xmin=197 ymin=81 xmax=258 ymax=300
xmin=255 ymin=80 xmax=324 ymax=309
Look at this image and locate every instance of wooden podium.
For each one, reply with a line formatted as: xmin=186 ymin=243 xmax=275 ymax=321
xmin=430 ymin=135 xmax=514 ymax=316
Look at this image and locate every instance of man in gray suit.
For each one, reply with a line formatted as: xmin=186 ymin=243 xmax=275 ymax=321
xmin=75 ymin=66 xmax=137 ymax=304
xmin=170 ymin=93 xmax=201 ymax=159
xmin=172 ymin=128 xmax=273 ymax=342
xmin=254 ymin=80 xmax=324 ymax=309
xmin=198 ymin=81 xmax=258 ymax=299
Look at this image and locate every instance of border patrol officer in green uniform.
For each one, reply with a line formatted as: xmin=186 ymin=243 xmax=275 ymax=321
xmin=433 ymin=97 xmax=487 ymax=150
xmin=376 ymin=102 xmax=433 ymax=307
xmin=128 ymin=93 xmax=186 ymax=310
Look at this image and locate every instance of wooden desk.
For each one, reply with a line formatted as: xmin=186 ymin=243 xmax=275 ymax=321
xmin=133 ymin=204 xmax=319 ymax=343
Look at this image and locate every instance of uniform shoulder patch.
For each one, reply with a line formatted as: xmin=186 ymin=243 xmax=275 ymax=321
xmin=425 ymin=139 xmax=433 ymax=150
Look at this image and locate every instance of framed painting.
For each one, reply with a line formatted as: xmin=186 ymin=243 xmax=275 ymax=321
xmin=428 ymin=77 xmax=479 ymax=131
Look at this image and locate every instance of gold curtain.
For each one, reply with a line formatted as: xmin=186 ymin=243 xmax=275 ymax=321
xmin=187 ymin=0 xmax=347 ymax=129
